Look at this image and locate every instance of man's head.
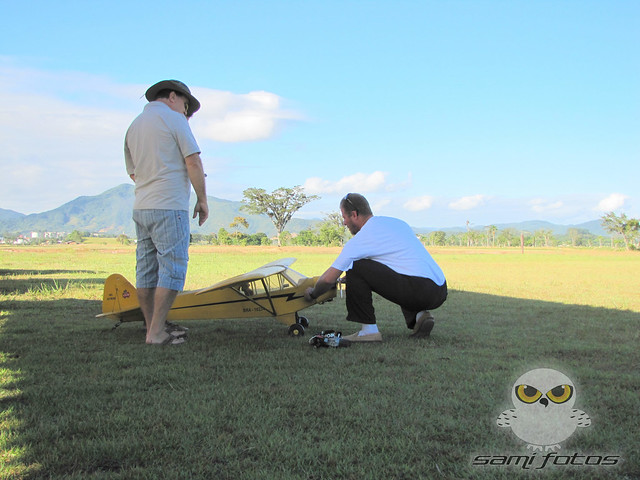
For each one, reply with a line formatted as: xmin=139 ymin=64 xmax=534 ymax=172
xmin=145 ymin=80 xmax=201 ymax=117
xmin=340 ymin=193 xmax=373 ymax=235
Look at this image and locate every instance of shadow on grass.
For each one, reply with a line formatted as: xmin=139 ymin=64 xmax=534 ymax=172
xmin=0 ymin=269 xmax=99 ymax=276
xmin=0 ymin=286 xmax=638 ymax=479
xmin=0 ymin=268 xmax=105 ymax=295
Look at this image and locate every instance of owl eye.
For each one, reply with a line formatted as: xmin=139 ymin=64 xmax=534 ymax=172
xmin=515 ymin=384 xmax=542 ymax=403
xmin=546 ymin=384 xmax=573 ymax=404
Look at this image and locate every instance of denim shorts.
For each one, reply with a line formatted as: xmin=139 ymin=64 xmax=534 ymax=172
xmin=132 ymin=209 xmax=190 ymax=291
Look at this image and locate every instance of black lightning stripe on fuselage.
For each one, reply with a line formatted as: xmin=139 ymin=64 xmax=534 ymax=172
xmin=169 ymin=292 xmax=304 ymax=312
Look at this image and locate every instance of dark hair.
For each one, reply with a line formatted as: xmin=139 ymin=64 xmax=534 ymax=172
xmin=153 ymin=89 xmax=173 ymax=100
xmin=340 ymin=193 xmax=372 ymax=216
xmin=153 ymin=89 xmax=188 ymax=102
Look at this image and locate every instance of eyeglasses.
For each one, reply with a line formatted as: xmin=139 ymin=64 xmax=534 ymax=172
xmin=343 ymin=193 xmax=358 ymax=213
xmin=174 ymin=92 xmax=189 ymax=116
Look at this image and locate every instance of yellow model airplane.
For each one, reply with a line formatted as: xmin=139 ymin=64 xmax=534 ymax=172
xmin=96 ymin=258 xmax=335 ymax=336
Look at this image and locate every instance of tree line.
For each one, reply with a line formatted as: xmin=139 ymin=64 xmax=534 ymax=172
xmin=189 ymin=221 xmax=635 ymax=250
xmin=230 ymin=188 xmax=640 ymax=251
xmin=419 ymin=224 xmax=635 ymax=249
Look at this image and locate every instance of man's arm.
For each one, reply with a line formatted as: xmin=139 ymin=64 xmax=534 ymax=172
xmin=124 ymin=140 xmax=136 ymax=182
xmin=304 ymin=267 xmax=342 ymax=302
xmin=185 ymin=152 xmax=209 ymax=226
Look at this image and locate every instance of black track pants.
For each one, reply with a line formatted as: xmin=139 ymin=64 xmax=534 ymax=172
xmin=345 ymin=259 xmax=447 ymax=327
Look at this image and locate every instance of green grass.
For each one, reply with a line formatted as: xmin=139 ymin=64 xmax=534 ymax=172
xmin=0 ymin=243 xmax=639 ymax=479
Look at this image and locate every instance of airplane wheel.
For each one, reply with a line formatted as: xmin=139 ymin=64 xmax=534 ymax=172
xmin=298 ymin=316 xmax=309 ymax=328
xmin=288 ymin=323 xmax=305 ymax=337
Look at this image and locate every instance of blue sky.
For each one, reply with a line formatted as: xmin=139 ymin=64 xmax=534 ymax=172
xmin=1 ymin=0 xmax=638 ymax=228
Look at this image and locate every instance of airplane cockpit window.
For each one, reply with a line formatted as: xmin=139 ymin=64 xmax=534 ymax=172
xmin=236 ymin=269 xmax=308 ymax=298
xmin=263 ymin=273 xmax=288 ymax=291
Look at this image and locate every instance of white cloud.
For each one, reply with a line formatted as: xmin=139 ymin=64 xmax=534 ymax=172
xmin=595 ymin=193 xmax=628 ymax=212
xmin=0 ymin=67 xmax=137 ymax=212
xmin=529 ymin=198 xmax=564 ymax=213
xmin=0 ymin=60 xmax=303 ymax=213
xmin=191 ymin=89 xmax=303 ymax=142
xmin=303 ymin=171 xmax=388 ymax=194
xmin=449 ymin=194 xmax=486 ymax=210
xmin=404 ymin=195 xmax=434 ymax=212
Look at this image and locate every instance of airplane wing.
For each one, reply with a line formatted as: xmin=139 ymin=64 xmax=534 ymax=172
xmin=194 ymin=257 xmax=298 ymax=295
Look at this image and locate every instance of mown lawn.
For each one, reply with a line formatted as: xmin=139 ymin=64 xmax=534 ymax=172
xmin=1 ymin=243 xmax=638 ymax=479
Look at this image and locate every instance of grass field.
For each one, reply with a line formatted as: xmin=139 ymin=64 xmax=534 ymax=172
xmin=1 ymin=243 xmax=639 ymax=479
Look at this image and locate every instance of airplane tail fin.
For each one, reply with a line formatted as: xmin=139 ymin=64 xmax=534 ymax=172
xmin=97 ymin=274 xmax=143 ymax=322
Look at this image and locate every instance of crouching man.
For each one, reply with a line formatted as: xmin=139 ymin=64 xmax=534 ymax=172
xmin=304 ymin=193 xmax=447 ymax=342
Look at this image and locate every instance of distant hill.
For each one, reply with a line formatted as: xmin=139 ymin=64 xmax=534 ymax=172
xmin=0 ymin=184 xmax=136 ymax=236
xmin=0 ymin=208 xmax=24 ymax=222
xmin=0 ymin=184 xmax=318 ymax=237
xmin=1 ymin=184 xmax=608 ymax=237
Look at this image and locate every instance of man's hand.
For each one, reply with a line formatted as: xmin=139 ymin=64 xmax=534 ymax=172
xmin=185 ymin=152 xmax=208 ymax=226
xmin=305 ymin=267 xmax=343 ymax=302
xmin=304 ymin=287 xmax=315 ymax=302
xmin=193 ymin=199 xmax=209 ymax=226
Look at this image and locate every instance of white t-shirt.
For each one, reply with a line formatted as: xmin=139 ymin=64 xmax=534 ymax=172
xmin=331 ymin=216 xmax=446 ymax=285
xmin=124 ymin=101 xmax=201 ymax=211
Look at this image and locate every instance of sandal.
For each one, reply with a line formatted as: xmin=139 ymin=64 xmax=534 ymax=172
xmin=166 ymin=321 xmax=189 ymax=332
xmin=166 ymin=326 xmax=187 ymax=339
xmin=149 ymin=333 xmax=186 ymax=346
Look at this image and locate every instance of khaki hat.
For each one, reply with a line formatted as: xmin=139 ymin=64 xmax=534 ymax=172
xmin=145 ymin=79 xmax=201 ymax=115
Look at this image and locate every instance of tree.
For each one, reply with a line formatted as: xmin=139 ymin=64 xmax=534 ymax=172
xmin=567 ymin=228 xmax=582 ymax=247
xmin=229 ymin=216 xmax=249 ymax=240
xmin=190 ymin=233 xmax=207 ymax=244
xmin=217 ymin=227 xmax=232 ymax=245
xmin=601 ymin=211 xmax=640 ymax=250
xmin=206 ymin=233 xmax=218 ymax=245
xmin=536 ymin=229 xmax=553 ymax=247
xmin=295 ymin=229 xmax=320 ymax=246
xmin=245 ymin=232 xmax=269 ymax=246
xmin=279 ymin=231 xmax=292 ymax=246
xmin=241 ymin=186 xmax=319 ymax=245
xmin=486 ymin=225 xmax=498 ymax=247
xmin=66 ymin=230 xmax=84 ymax=243
xmin=448 ymin=232 xmax=465 ymax=247
xmin=116 ymin=234 xmax=131 ymax=245
xmin=498 ymin=228 xmax=517 ymax=247
xmin=429 ymin=231 xmax=447 ymax=246
xmin=318 ymin=211 xmax=348 ymax=246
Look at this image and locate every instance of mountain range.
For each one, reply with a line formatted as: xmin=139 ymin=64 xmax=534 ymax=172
xmin=0 ymin=184 xmax=607 ymax=237
xmin=0 ymin=184 xmax=315 ymax=237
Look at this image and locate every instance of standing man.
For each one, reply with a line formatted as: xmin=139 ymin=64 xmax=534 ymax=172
xmin=125 ymin=80 xmax=209 ymax=345
xmin=304 ymin=193 xmax=447 ymax=342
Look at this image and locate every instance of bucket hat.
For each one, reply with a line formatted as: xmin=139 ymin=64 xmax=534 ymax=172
xmin=145 ymin=80 xmax=201 ymax=115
